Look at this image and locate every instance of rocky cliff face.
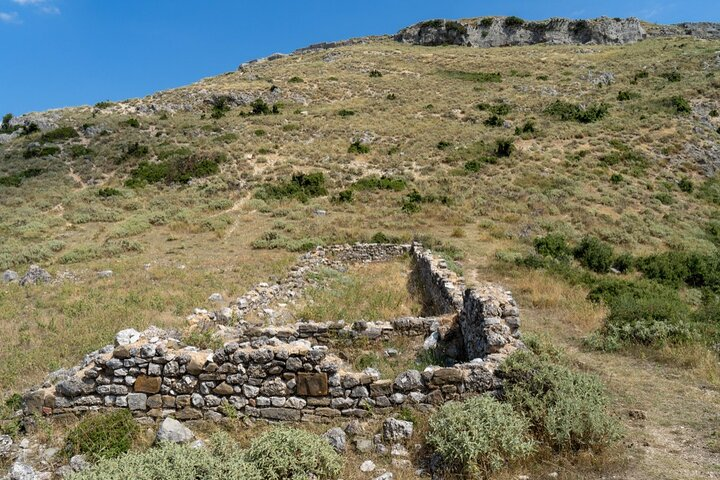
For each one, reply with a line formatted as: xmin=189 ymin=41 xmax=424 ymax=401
xmin=647 ymin=22 xmax=720 ymax=40
xmin=395 ymin=17 xmax=648 ymax=48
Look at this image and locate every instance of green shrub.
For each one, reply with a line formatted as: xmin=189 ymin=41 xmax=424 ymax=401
xmin=661 ymin=71 xmax=682 ymax=82
xmin=479 ymin=17 xmax=494 ymax=28
xmin=573 ymin=236 xmax=614 ymax=273
xmin=98 ymin=187 xmax=122 ymax=198
xmin=94 ymin=101 xmax=114 ymax=109
xmin=436 ymin=140 xmax=452 ymax=150
xmin=210 ymin=96 xmax=232 ymax=119
xmin=348 ymin=141 xmax=370 ymax=154
xmin=369 ymin=70 xmax=383 ymax=78
xmin=65 ymin=410 xmax=138 ymax=460
xmin=0 ymin=168 xmax=43 ymax=187
xmin=243 ymin=426 xmax=342 ymax=480
xmin=518 ymin=120 xmax=536 ymax=134
xmin=533 ymin=233 xmax=571 ymax=261
xmin=464 ymin=157 xmax=497 ymax=172
xmin=335 ymin=189 xmax=353 ymax=203
xmin=125 ymin=153 xmax=224 ymax=187
xmin=668 ymin=95 xmax=691 ymax=114
xmin=255 ymin=172 xmax=328 ymax=202
xmin=484 ymin=114 xmax=504 ymax=127
xmin=500 ymin=351 xmax=621 ymax=451
xmin=504 ymin=16 xmax=525 ymax=28
xmin=370 ymin=231 xmax=401 ymax=244
xmin=545 ymin=100 xmax=608 ymax=123
xmin=69 ymin=145 xmax=92 ymax=158
xmin=495 ymin=139 xmax=515 ymax=157
xmin=23 ymin=145 xmax=60 ymax=159
xmin=427 ymin=395 xmax=535 ymax=476
xmin=338 ymin=109 xmax=355 ymax=117
xmin=68 ymin=434 xmax=264 ymax=480
xmin=40 ymin=126 xmax=79 ymax=143
xmin=288 ymin=76 xmax=304 ymax=83
xmin=610 ymin=173 xmax=623 ymax=184
xmin=600 ymin=143 xmax=647 ymax=169
xmin=678 ymin=177 xmax=694 ymax=193
xmin=617 ymin=90 xmax=639 ymax=101
xmin=612 ymin=252 xmax=634 ymax=273
xmin=635 ymin=251 xmax=720 ymax=289
xmin=124 ymin=118 xmax=140 ymax=128
xmin=125 ymin=142 xmax=149 ymax=158
xmin=444 ymin=70 xmax=502 ymax=83
xmin=352 ymin=175 xmax=406 ymax=191
xmin=477 ymin=103 xmax=512 ymax=115
xmin=386 ymin=93 xmax=397 ymax=100
xmin=250 ymin=99 xmax=276 ymax=115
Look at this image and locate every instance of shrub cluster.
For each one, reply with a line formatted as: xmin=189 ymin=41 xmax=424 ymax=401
xmin=499 ymin=351 xmax=622 ymax=451
xmin=352 ymin=175 xmax=407 ymax=191
xmin=401 ymin=189 xmax=450 ymax=213
xmin=427 ymin=395 xmax=535 ymax=476
xmin=40 ymin=126 xmax=79 ymax=143
xmin=69 ymin=428 xmax=342 ymax=480
xmin=23 ymin=145 xmax=60 ymax=159
xmin=0 ymin=168 xmax=43 ymax=187
xmin=444 ymin=70 xmax=502 ymax=83
xmin=668 ymin=95 xmax=691 ymax=114
xmin=125 ymin=153 xmax=224 ymax=187
xmin=255 ymin=172 xmax=328 ymax=202
xmin=544 ymin=100 xmax=609 ymax=123
xmin=348 ymin=141 xmax=370 ymax=154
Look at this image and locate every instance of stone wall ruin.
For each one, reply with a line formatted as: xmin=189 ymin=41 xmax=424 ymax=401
xmin=22 ymin=243 xmax=524 ymax=424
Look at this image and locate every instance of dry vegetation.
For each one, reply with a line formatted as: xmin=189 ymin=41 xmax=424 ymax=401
xmin=1 ymin=34 xmax=720 ymax=478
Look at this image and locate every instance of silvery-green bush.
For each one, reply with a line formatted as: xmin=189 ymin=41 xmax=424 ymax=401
xmin=427 ymin=395 xmax=535 ymax=477
xmin=69 ymin=427 xmax=342 ymax=480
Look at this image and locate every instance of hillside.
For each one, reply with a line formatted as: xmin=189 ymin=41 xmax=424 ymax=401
xmin=1 ymin=15 xmax=720 ymax=480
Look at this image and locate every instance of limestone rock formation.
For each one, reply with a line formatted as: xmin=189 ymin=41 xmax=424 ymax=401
xmin=395 ymin=17 xmax=647 ymax=48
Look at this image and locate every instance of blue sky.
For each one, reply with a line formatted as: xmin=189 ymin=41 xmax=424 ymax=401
xmin=0 ymin=1 xmax=718 ymax=115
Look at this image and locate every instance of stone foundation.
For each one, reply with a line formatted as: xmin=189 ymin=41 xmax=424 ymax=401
xmin=22 ymin=242 xmax=524 ymax=423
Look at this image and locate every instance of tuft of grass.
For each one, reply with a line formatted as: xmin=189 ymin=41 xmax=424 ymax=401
xmin=65 ymin=410 xmax=139 ymax=460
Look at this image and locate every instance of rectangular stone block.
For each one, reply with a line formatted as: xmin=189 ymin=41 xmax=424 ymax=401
xmin=296 ymin=372 xmax=328 ymax=396
xmin=370 ymin=380 xmax=393 ymax=396
xmin=259 ymin=408 xmax=302 ymax=421
xmin=134 ymin=375 xmax=161 ymax=394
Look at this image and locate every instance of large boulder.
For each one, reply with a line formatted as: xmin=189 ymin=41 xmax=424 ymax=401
xmin=156 ymin=417 xmax=195 ymax=444
xmin=9 ymin=461 xmax=37 ymax=480
xmin=19 ymin=265 xmax=51 ymax=286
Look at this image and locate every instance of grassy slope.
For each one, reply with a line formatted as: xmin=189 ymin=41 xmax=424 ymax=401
xmin=1 ymin=35 xmax=720 ymax=478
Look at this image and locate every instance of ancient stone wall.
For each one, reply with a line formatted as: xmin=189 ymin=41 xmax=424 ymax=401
xmin=22 ymin=242 xmax=522 ymax=423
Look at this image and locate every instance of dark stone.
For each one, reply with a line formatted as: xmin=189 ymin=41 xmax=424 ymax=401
xmin=296 ymin=372 xmax=329 ymax=396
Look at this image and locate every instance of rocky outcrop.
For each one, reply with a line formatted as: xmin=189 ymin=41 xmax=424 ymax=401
xmin=647 ymin=22 xmax=720 ymax=40
xmin=395 ymin=16 xmax=647 ymax=48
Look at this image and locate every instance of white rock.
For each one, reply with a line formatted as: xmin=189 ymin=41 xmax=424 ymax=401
xmin=115 ymin=328 xmax=141 ymax=346
xmin=360 ymin=460 xmax=376 ymax=472
xmin=208 ymin=293 xmax=223 ymax=302
xmin=97 ymin=270 xmax=113 ymax=278
xmin=9 ymin=461 xmax=36 ymax=480
xmin=423 ymin=331 xmax=439 ymax=350
xmin=373 ymin=473 xmax=393 ymax=480
xmin=156 ymin=417 xmax=195 ymax=444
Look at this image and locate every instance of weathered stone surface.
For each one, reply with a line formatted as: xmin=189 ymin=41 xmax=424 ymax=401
xmin=134 ymin=375 xmax=161 ymax=394
xmin=19 ymin=265 xmax=52 ymax=286
xmin=259 ymin=408 xmax=301 ymax=421
xmin=127 ymin=393 xmax=147 ymax=411
xmin=324 ymin=427 xmax=347 ymax=452
xmin=296 ymin=372 xmax=328 ymax=396
xmin=115 ymin=329 xmax=141 ymax=346
xmin=383 ymin=418 xmax=414 ymax=442
xmin=175 ymin=407 xmax=202 ymax=420
xmin=2 ymin=270 xmax=18 ymax=283
xmin=156 ymin=417 xmax=195 ymax=444
xmin=395 ymin=16 xmax=647 ymax=49
xmin=394 ymin=370 xmax=423 ymax=392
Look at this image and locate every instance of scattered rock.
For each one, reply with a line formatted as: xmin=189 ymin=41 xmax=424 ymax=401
xmin=115 ymin=328 xmax=141 ymax=346
xmin=323 ymin=427 xmax=347 ymax=453
xmin=383 ymin=418 xmax=414 ymax=442
xmin=2 ymin=270 xmax=18 ymax=283
xmin=9 ymin=461 xmax=37 ymax=480
xmin=208 ymin=293 xmax=223 ymax=302
xmin=360 ymin=460 xmax=376 ymax=472
xmin=19 ymin=265 xmax=52 ymax=286
xmin=628 ymin=409 xmax=647 ymax=420
xmin=373 ymin=473 xmax=393 ymax=480
xmin=0 ymin=434 xmax=12 ymax=457
xmin=69 ymin=454 xmax=89 ymax=472
xmin=156 ymin=417 xmax=195 ymax=444
xmin=97 ymin=270 xmax=113 ymax=278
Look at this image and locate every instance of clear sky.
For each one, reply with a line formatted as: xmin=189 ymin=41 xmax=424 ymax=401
xmin=1 ymin=0 xmax=718 ymax=115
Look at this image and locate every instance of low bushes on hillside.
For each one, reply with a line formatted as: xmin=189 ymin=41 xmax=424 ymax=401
xmin=545 ymin=100 xmax=609 ymax=123
xmin=573 ymin=236 xmax=614 ymax=273
xmin=125 ymin=153 xmax=225 ymax=187
xmin=427 ymin=395 xmax=535 ymax=477
xmin=352 ymin=175 xmax=406 ymax=192
xmin=40 ymin=126 xmax=79 ymax=143
xmin=499 ymin=350 xmax=622 ymax=451
xmin=255 ymin=172 xmax=327 ymax=202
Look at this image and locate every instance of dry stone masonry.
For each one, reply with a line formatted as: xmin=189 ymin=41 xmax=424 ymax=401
xmin=22 ymin=243 xmax=524 ymax=424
